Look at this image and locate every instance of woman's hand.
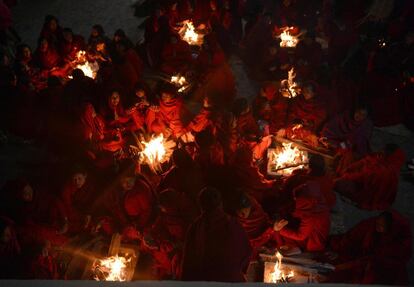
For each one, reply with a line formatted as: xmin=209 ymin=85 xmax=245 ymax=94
xmin=273 ymin=219 xmax=289 ymax=232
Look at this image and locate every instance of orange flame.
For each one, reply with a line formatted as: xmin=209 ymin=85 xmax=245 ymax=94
xmin=139 ymin=134 xmax=175 ymax=172
xmin=171 ymin=74 xmax=189 ymax=93
xmin=278 ymin=27 xmax=300 ymax=48
xmin=94 ymin=255 xmax=131 ymax=281
xmin=270 ymin=142 xmax=308 ymax=176
xmin=71 ymin=50 xmax=99 ymax=79
xmin=281 ymin=67 xmax=299 ymax=98
xmin=179 ymin=20 xmax=203 ymax=46
xmin=266 ymin=251 xmax=294 ymax=283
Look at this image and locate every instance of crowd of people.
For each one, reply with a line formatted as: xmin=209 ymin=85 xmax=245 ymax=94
xmin=0 ymin=0 xmax=413 ymax=284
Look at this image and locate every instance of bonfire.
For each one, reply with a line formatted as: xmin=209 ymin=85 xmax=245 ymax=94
xmin=278 ymin=27 xmax=300 ymax=48
xmin=71 ymin=50 xmax=99 ymax=79
xmin=280 ymin=67 xmax=299 ymax=98
xmin=264 ymin=251 xmax=295 ymax=283
xmin=178 ymin=20 xmax=203 ymax=46
xmin=171 ymin=74 xmax=189 ymax=93
xmin=93 ymin=255 xmax=131 ymax=281
xmin=268 ymin=142 xmax=308 ymax=176
xmin=139 ymin=134 xmax=176 ymax=172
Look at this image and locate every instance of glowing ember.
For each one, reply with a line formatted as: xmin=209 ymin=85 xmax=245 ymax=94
xmin=269 ymin=142 xmax=308 ymax=176
xmin=93 ymin=255 xmax=131 ymax=281
xmin=178 ymin=20 xmax=203 ymax=46
xmin=171 ymin=74 xmax=189 ymax=93
xmin=278 ymin=27 xmax=300 ymax=48
xmin=139 ymin=134 xmax=175 ymax=172
xmin=70 ymin=50 xmax=99 ymax=79
xmin=281 ymin=67 xmax=299 ymax=98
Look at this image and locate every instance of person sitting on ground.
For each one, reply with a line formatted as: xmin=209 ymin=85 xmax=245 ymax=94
xmin=328 ymin=211 xmax=412 ymax=285
xmin=335 ymin=143 xmax=405 ymax=210
xmin=181 ymin=187 xmax=251 ymax=282
xmin=273 ymin=181 xmax=331 ymax=252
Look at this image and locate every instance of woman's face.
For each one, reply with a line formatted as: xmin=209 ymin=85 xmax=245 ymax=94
xmin=236 ymin=207 xmax=252 ymax=219
xmin=22 ymin=184 xmax=34 ymax=202
xmin=72 ymin=173 xmax=87 ymax=189
xmin=22 ymin=47 xmax=31 ymax=61
xmin=121 ymin=177 xmax=136 ymax=191
xmin=40 ymin=39 xmax=49 ymax=52
xmin=354 ymin=109 xmax=367 ymax=122
xmin=96 ymin=42 xmax=105 ymax=52
xmin=303 ymin=86 xmax=314 ymax=100
xmin=0 ymin=226 xmax=12 ymax=244
xmin=110 ymin=92 xmax=121 ymax=107
xmin=135 ymin=89 xmax=146 ymax=99
xmin=91 ymin=28 xmax=99 ymax=38
xmin=49 ymin=19 xmax=58 ymax=31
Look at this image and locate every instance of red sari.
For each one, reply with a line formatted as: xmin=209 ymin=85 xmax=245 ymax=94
xmin=335 ymin=149 xmax=405 ymax=210
xmin=330 ymin=211 xmax=412 ymax=285
xmin=277 ymin=183 xmax=331 ymax=252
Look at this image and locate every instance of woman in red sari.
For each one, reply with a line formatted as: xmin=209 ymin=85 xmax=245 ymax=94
xmin=100 ymin=89 xmax=131 ymax=130
xmin=79 ymin=103 xmax=123 ymax=167
xmin=335 ymin=144 xmax=405 ymax=210
xmin=0 ymin=179 xmax=65 ymax=247
xmin=33 ymin=37 xmax=61 ymax=73
xmin=329 ymin=211 xmax=412 ymax=285
xmin=57 ymin=165 xmax=97 ymax=235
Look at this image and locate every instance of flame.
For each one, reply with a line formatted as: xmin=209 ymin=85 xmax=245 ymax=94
xmin=94 ymin=255 xmax=131 ymax=281
xmin=281 ymin=67 xmax=299 ymax=98
xmin=70 ymin=50 xmax=99 ymax=79
xmin=171 ymin=74 xmax=189 ymax=93
xmin=270 ymin=142 xmax=308 ymax=176
xmin=139 ymin=134 xmax=175 ymax=172
xmin=270 ymin=252 xmax=295 ymax=283
xmin=179 ymin=20 xmax=203 ymax=46
xmin=278 ymin=27 xmax=300 ymax=48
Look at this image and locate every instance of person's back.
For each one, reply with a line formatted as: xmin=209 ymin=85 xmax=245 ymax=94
xmin=181 ymin=187 xmax=251 ymax=282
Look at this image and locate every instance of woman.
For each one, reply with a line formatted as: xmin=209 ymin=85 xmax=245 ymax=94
xmin=79 ymin=103 xmax=123 ymax=164
xmin=33 ymin=37 xmax=61 ymax=73
xmin=100 ymin=90 xmax=131 ymax=130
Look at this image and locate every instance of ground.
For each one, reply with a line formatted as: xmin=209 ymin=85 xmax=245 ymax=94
xmin=3 ymin=0 xmax=414 ymax=283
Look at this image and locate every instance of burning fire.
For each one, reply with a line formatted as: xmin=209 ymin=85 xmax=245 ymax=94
xmin=178 ymin=20 xmax=203 ymax=46
xmin=270 ymin=142 xmax=308 ymax=176
xmin=281 ymin=67 xmax=299 ymax=98
xmin=270 ymin=252 xmax=295 ymax=283
xmin=139 ymin=134 xmax=175 ymax=172
xmin=171 ymin=74 xmax=189 ymax=93
xmin=278 ymin=27 xmax=300 ymax=48
xmin=94 ymin=255 xmax=131 ymax=281
xmin=70 ymin=50 xmax=99 ymax=79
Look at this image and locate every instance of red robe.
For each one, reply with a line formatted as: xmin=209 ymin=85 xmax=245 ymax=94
xmin=289 ymin=95 xmax=327 ymax=132
xmin=144 ymin=193 xmax=197 ymax=278
xmin=277 ymin=183 xmax=331 ymax=252
xmin=330 ymin=211 xmax=412 ymax=285
xmin=181 ymin=209 xmax=251 ymax=282
xmin=125 ymin=48 xmax=143 ymax=80
xmin=93 ymin=176 xmax=155 ymax=231
xmin=33 ymin=47 xmax=61 ymax=71
xmin=237 ymin=195 xmax=276 ymax=253
xmin=160 ymin=39 xmax=192 ymax=74
xmin=58 ymin=180 xmax=96 ymax=233
xmin=321 ymin=112 xmax=373 ymax=156
xmin=335 ymin=149 xmax=405 ymax=210
xmin=29 ymin=254 xmax=59 ymax=279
